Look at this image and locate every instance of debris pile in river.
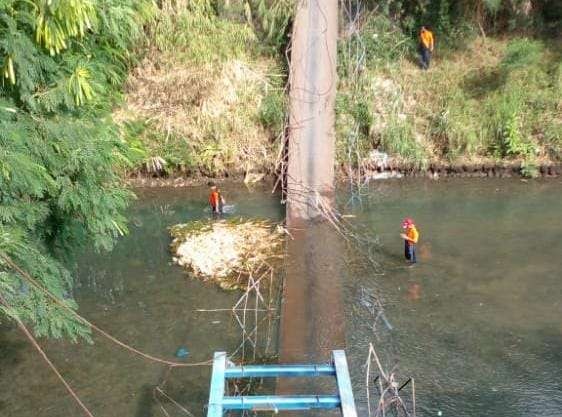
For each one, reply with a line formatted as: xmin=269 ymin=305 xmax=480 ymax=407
xmin=169 ymin=219 xmax=284 ymax=290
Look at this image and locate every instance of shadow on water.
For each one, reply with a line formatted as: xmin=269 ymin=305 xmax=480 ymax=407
xmin=0 ymin=324 xmax=26 ymax=367
xmin=0 ymin=325 xmax=27 ymax=413
xmin=276 ymin=218 xmax=346 ymax=417
xmin=134 ymin=385 xmax=155 ymax=417
xmin=279 ymin=220 xmax=346 ymax=364
xmin=137 ymin=366 xmax=212 ymax=417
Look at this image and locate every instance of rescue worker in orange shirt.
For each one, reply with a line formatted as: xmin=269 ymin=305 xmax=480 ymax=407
xmin=208 ymin=183 xmax=225 ymax=218
xmin=419 ymin=25 xmax=434 ymax=70
xmin=400 ymin=218 xmax=419 ymax=264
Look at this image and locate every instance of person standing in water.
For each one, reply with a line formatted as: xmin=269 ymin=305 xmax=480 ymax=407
xmin=208 ymin=183 xmax=225 ymax=218
xmin=401 ymin=218 xmax=419 ymax=264
xmin=419 ymin=25 xmax=434 ymax=70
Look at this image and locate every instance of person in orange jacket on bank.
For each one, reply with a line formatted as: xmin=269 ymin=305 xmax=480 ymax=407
xmin=419 ymin=25 xmax=434 ymax=70
xmin=400 ymin=218 xmax=419 ymax=264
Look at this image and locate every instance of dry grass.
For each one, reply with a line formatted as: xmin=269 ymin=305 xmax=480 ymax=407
xmin=113 ymin=6 xmax=286 ymax=176
xmin=115 ymin=53 xmax=280 ymax=174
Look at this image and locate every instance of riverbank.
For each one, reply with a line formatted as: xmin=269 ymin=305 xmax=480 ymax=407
xmin=125 ymin=161 xmax=561 ymax=188
xmin=117 ymin=7 xmax=560 ymax=182
xmin=346 ymin=161 xmax=562 ymax=180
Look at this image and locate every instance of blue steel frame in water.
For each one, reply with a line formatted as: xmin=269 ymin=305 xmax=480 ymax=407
xmin=207 ymin=350 xmax=358 ymax=416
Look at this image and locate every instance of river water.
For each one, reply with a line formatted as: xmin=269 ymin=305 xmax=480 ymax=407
xmin=344 ymin=179 xmax=562 ymax=417
xmin=1 ymin=179 xmax=561 ymax=417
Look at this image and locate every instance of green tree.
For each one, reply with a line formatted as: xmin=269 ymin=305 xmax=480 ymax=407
xmin=0 ymin=0 xmax=155 ymax=340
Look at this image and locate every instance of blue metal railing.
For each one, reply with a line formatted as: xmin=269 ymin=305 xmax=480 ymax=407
xmin=222 ymin=395 xmax=341 ymax=410
xmin=224 ymin=364 xmax=336 ymax=378
xmin=207 ymin=350 xmax=357 ymax=417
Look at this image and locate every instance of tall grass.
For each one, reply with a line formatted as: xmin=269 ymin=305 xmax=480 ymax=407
xmin=125 ymin=4 xmax=561 ymax=177
xmin=151 ymin=6 xmax=257 ymax=64
xmin=380 ymin=117 xmax=428 ymax=168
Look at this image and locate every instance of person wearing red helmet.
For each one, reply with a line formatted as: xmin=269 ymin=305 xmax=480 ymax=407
xmin=400 ymin=218 xmax=419 ymax=264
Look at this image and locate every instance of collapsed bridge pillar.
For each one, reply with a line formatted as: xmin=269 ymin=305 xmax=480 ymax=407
xmin=279 ymin=3 xmax=344 ymax=409
xmin=287 ymin=0 xmax=338 ymax=223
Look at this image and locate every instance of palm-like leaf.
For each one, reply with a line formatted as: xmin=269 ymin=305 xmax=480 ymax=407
xmin=34 ymin=0 xmax=96 ymax=55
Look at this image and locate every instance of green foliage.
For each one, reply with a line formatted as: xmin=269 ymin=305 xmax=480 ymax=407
xmin=34 ymin=0 xmax=97 ymax=55
xmin=349 ymin=100 xmax=373 ymax=136
xmin=122 ymin=120 xmax=150 ymax=168
xmin=557 ymin=60 xmax=562 ymax=91
xmin=151 ymin=4 xmax=256 ymax=64
xmin=0 ymin=0 xmax=154 ymax=340
xmin=214 ymin=1 xmax=294 ymax=52
xmin=338 ymin=1 xmax=561 ymax=169
xmin=246 ymin=0 xmax=294 ymax=52
xmin=377 ymin=35 xmax=559 ymax=164
xmin=340 ymin=14 xmax=413 ymax=75
xmin=380 ymin=117 xmax=428 ymax=168
xmin=0 ymin=108 xmax=134 ymax=339
xmin=520 ymin=160 xmax=539 ymax=178
xmin=258 ymin=82 xmax=285 ymax=133
xmin=544 ymin=123 xmax=562 ymax=161
xmin=337 ymin=12 xmax=412 ymax=171
xmin=430 ymin=90 xmax=484 ymax=159
xmin=483 ymin=38 xmax=557 ymax=165
xmin=484 ymin=85 xmax=542 ymax=178
xmin=489 ymin=98 xmax=529 ymax=158
xmin=364 ymin=0 xmax=561 ymax=40
xmin=501 ymin=38 xmax=544 ymax=70
xmin=429 ymin=0 xmax=452 ymax=35
xmin=121 ymin=117 xmax=193 ymax=174
xmin=119 ymin=3 xmax=284 ymax=176
xmin=483 ymin=0 xmax=502 ymax=14
xmin=335 ymin=89 xmax=374 ymax=168
xmin=487 ymin=36 xmax=562 ymax=172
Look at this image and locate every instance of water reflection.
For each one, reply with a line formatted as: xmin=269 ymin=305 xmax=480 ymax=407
xmin=279 ymin=221 xmax=346 ymax=363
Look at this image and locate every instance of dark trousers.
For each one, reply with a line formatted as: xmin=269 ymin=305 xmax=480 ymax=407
xmin=211 ymin=205 xmax=222 ymax=219
xmin=405 ymin=241 xmax=417 ymax=263
xmin=420 ymin=47 xmax=431 ymax=70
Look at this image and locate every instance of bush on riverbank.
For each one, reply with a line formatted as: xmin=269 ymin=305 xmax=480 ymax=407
xmin=121 ymin=2 xmax=560 ymax=181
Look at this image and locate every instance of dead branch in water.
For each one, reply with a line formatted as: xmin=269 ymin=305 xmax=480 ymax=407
xmin=365 ymin=343 xmax=416 ymax=417
xmin=230 ymin=261 xmax=280 ymax=363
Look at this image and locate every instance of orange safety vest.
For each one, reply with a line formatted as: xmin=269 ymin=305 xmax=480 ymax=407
xmin=406 ymin=226 xmax=419 ymax=245
xmin=209 ymin=191 xmax=220 ymax=208
xmin=420 ymin=29 xmax=434 ymax=50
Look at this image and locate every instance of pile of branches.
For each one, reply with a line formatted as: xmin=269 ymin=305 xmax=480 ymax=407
xmin=170 ymin=218 xmax=284 ymax=290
